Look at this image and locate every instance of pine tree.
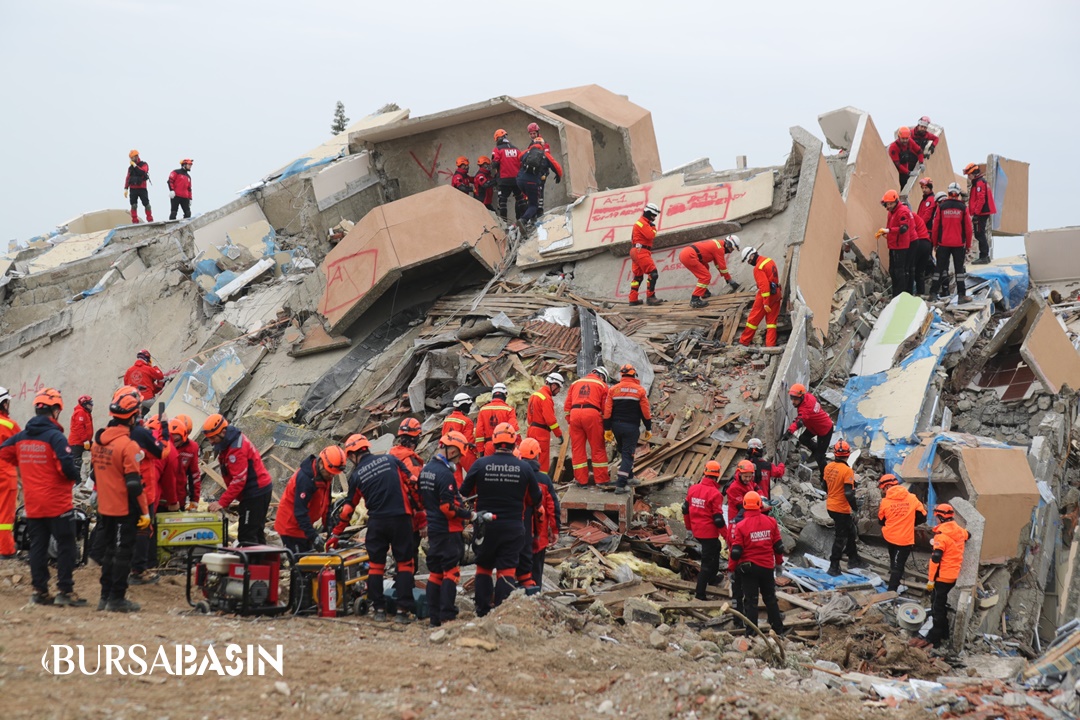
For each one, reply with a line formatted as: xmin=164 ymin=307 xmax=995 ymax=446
xmin=330 ymin=101 xmax=349 ymax=135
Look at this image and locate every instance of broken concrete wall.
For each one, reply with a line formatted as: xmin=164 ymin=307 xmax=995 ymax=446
xmin=765 ymin=304 xmax=811 ymax=450
xmin=989 ymin=154 xmax=1029 ymax=236
xmin=1025 ymin=226 xmax=1080 ymax=284
xmin=957 ymin=446 xmax=1040 ymax=562
xmin=190 ymin=195 xmax=269 ymax=255
xmin=61 ymin=209 xmax=132 ymax=234
xmin=1020 ymin=305 xmax=1080 ymax=395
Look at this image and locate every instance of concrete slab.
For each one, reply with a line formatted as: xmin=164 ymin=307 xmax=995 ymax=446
xmin=24 ymin=230 xmax=114 ymax=275
xmin=958 ymin=446 xmax=1039 ymax=561
xmin=851 ymin=293 xmax=929 ymax=376
xmin=1025 ymin=226 xmax=1080 ymax=284
xmin=60 ymin=209 xmax=132 ymax=234
xmin=989 ymin=154 xmax=1029 ymax=236
xmin=191 ymin=197 xmax=269 ymax=255
xmin=1020 ymin=305 xmax=1080 ymax=394
xmin=225 ymin=219 xmax=276 ymax=258
xmin=816 ymin=107 xmax=863 ymax=151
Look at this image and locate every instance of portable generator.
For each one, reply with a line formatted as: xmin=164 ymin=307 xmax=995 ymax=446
xmin=186 ymin=544 xmax=296 ymax=616
xmin=292 ymin=546 xmax=370 ymax=618
xmin=156 ymin=512 xmax=228 ymax=567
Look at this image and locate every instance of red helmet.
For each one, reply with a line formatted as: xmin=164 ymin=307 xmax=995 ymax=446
xmin=897 ymin=126 xmax=911 ymax=140
xmin=440 ymin=431 xmax=468 ymax=454
xmin=878 ymin=474 xmax=899 ymax=490
xmin=743 ymin=491 xmax=763 ymax=511
xmin=788 ymin=383 xmax=806 ymax=400
xmin=345 ymin=433 xmax=370 ymax=454
xmin=34 ymin=388 xmax=63 ymax=411
xmin=109 ymin=386 xmax=141 ymax=420
xmin=519 ymin=437 xmax=542 ymax=460
xmin=78 ymin=395 xmax=93 ymax=409
xmin=527 ymin=122 xmax=540 ymax=133
xmin=319 ymin=445 xmax=348 ymax=475
xmin=832 ymin=439 xmax=851 ymax=457
xmin=492 ymin=422 xmax=518 ymax=446
xmin=202 ymin=413 xmax=228 ymax=439
xmin=918 ymin=177 xmax=933 ymax=189
xmin=703 ymin=460 xmax=722 ymax=477
xmin=137 ymin=349 xmax=151 ymax=362
xmin=398 ymin=418 xmax=422 ymax=438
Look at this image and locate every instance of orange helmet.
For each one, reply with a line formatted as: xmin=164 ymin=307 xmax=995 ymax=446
xmin=620 ymin=363 xmax=637 ymax=377
xmin=492 ymin=422 xmax=518 ymax=446
xmin=494 ymin=129 xmax=508 ymax=141
xmin=455 ymin=156 xmax=468 ymax=167
xmin=398 ymin=418 xmax=422 ymax=438
xmin=345 ymin=433 xmax=370 ymax=454
xmin=168 ymin=417 xmax=188 ymax=440
xmin=878 ymin=474 xmax=899 ymax=490
xmin=519 ymin=437 xmax=542 ymax=460
xmin=703 ymin=460 xmax=722 ymax=477
xmin=176 ymin=413 xmax=194 ymax=434
xmin=881 ymin=189 xmax=900 ymax=204
xmin=109 ymin=386 xmax=141 ymax=420
xmin=897 ymin=126 xmax=911 ymax=140
xmin=736 ymin=459 xmax=756 ymax=477
xmin=934 ymin=503 xmax=955 ymax=520
xmin=963 ymin=163 xmax=979 ymax=176
xmin=144 ymin=415 xmax=162 ymax=432
xmin=832 ymin=439 xmax=851 ymax=457
xmin=478 ymin=155 xmax=491 ymax=166
xmin=788 ymin=383 xmax=806 ymax=399
xmin=129 ymin=149 xmax=140 ymax=159
xmin=742 ymin=491 xmax=763 ymax=511
xmin=440 ymin=431 xmax=469 ymax=454
xmin=319 ymin=445 xmax=348 ymax=475
xmin=203 ymin=413 xmax=228 ymax=439
xmin=180 ymin=158 xmax=194 ymax=165
xmin=34 ymin=387 xmax=64 ymax=411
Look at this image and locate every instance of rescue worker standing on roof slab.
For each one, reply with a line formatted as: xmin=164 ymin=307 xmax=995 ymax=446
xmin=92 ymin=386 xmax=149 ymax=612
xmin=738 ymin=246 xmax=782 ymax=347
xmin=475 ymin=383 xmax=518 ymax=457
xmin=526 ymin=372 xmax=564 ymax=474
xmin=914 ymin=503 xmax=970 ymax=649
xmin=331 ymin=433 xmax=420 ymax=623
xmin=491 ymin=129 xmax=525 ymax=221
xmin=124 ymin=150 xmax=153 ymax=223
xmin=747 ymin=438 xmax=785 ymax=500
xmin=204 ymin=414 xmax=273 ymax=544
xmin=473 ymin=156 xmax=495 ymax=210
xmin=964 ymin=162 xmax=996 ymax=264
xmin=682 ymin=461 xmax=725 ymax=601
xmin=442 ymin=393 xmax=477 ymax=480
xmin=0 ymin=388 xmax=86 ymax=606
xmin=420 ymin=431 xmax=473 ymax=627
xmin=822 ymin=439 xmax=865 ymax=576
xmin=603 ymin=364 xmax=651 ymax=495
xmin=274 ymin=446 xmax=345 ymax=555
xmin=912 ymin=116 xmax=939 ymax=156
xmin=887 ymin=127 xmax=924 ymax=188
xmin=629 ymin=203 xmax=664 ymax=306
xmin=877 ymin=189 xmax=916 ymax=298
xmin=729 ymin=491 xmax=787 ymax=637
xmin=782 ymin=384 xmax=834 ymax=476
xmin=451 ymin=157 xmax=473 ymax=196
xmin=167 ymin=159 xmax=193 ymax=220
xmin=517 ymin=135 xmax=562 ymax=226
xmin=877 ymin=474 xmax=927 ymax=592
xmin=460 ymin=422 xmax=542 ymax=616
xmin=68 ymin=395 xmax=94 ymax=477
xmin=565 ymin=367 xmax=610 ymax=486
xmin=679 ymin=235 xmax=741 ymax=308
xmin=930 ymin=183 xmax=974 ymax=302
xmin=0 ymin=387 xmax=19 ymax=558
xmin=170 ymin=415 xmax=201 ymax=510
xmin=390 ymin=418 xmax=426 ymax=572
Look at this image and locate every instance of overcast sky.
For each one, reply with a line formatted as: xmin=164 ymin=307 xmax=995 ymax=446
xmin=1 ymin=0 xmax=1076 ymax=243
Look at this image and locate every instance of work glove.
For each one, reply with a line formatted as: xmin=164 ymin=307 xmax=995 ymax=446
xmin=604 ymin=430 xmax=615 ymax=443
xmin=728 ymin=279 xmax=740 ymax=291
xmin=555 ymin=175 xmax=561 ymax=184
xmin=925 ymin=581 xmax=935 ymax=592
xmin=643 ymin=431 xmax=652 ymax=441
xmin=780 ymin=430 xmax=793 ymax=442
xmin=137 ymin=514 xmax=152 ymax=530
xmin=83 ymin=441 xmax=91 ymax=450
xmin=123 ymin=189 xmax=128 ymax=198
xmin=477 ymin=512 xmax=496 ymax=523
xmin=313 ymin=536 xmax=326 ymax=552
xmin=775 ymin=566 xmax=784 ymax=578
xmin=325 ymin=534 xmax=340 ymax=550
xmin=875 ymin=228 xmax=887 ymax=239
xmin=170 ymin=191 xmax=176 ymax=198
xmin=774 ymin=462 xmax=786 ymax=477
xmin=186 ymin=502 xmax=198 ymax=511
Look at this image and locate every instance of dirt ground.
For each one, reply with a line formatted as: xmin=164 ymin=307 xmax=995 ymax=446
xmin=0 ymin=564 xmax=945 ymax=720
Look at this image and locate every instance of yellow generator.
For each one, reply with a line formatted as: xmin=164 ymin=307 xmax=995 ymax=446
xmin=156 ymin=512 xmax=228 ymax=566
xmin=292 ymin=547 xmax=370 ymax=617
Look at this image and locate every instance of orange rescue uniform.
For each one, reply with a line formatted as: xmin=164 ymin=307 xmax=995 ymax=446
xmin=475 ymin=399 xmax=518 ymax=456
xmin=678 ymin=239 xmax=732 ymax=298
xmin=739 ymin=255 xmax=782 ymax=347
xmin=823 ymin=461 xmax=855 ymax=514
xmin=0 ymin=412 xmax=21 ymax=555
xmin=441 ymin=409 xmax=476 ymax=480
xmin=526 ymin=386 xmax=563 ymax=473
xmin=93 ymin=425 xmax=148 ymax=518
xmin=629 ymin=214 xmax=658 ymax=303
xmin=564 ymin=374 xmax=609 ymax=485
xmin=878 ymin=485 xmax=927 ymax=546
xmin=929 ymin=520 xmax=969 ymax=583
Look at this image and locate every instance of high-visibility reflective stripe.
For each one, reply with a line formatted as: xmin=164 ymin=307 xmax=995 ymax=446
xmin=766 ymin=324 xmax=777 ymax=329
xmin=0 ymin=418 xmax=13 ymax=430
xmin=761 ymin=292 xmax=771 ymax=298
xmin=572 ymin=462 xmax=589 ymax=469
xmin=630 ymin=281 xmax=640 ymax=288
xmin=445 ymin=417 xmax=465 ymax=425
xmin=531 ymin=392 xmax=546 ymax=399
xmin=758 ymin=258 xmax=772 ymax=271
xmin=745 ymin=322 xmax=758 ymax=329
xmin=0 ymin=523 xmax=12 ymax=531
xmin=549 ymin=423 xmax=559 ymax=430
xmin=695 ymin=283 xmax=709 ymax=288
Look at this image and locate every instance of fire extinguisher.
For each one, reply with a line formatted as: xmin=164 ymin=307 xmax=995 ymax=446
xmin=318 ymin=567 xmax=338 ymax=618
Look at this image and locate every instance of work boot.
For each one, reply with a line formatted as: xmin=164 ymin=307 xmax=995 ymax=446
xmin=826 ymin=562 xmax=842 ymax=577
xmin=130 ymin=209 xmax=141 ymax=224
xmin=628 ymin=300 xmax=643 ymax=307
xmin=690 ymin=296 xmax=708 ymax=308
xmin=847 ymin=557 xmax=868 ymax=570
xmin=599 ymin=483 xmax=616 ymax=493
xmin=97 ymin=597 xmax=108 ymax=611
xmin=145 ymin=208 xmax=154 ymax=222
xmin=972 ymin=256 xmax=990 ymax=265
xmin=614 ymin=485 xmax=630 ymax=495
xmin=106 ymin=598 xmax=141 ymax=613
xmin=645 ymin=296 xmax=665 ymax=306
xmin=373 ymin=609 xmax=388 ymax=622
xmin=958 ymin=296 xmax=973 ymax=305
xmin=702 ymin=289 xmax=713 ymax=299
xmin=129 ymin=572 xmax=159 ymax=585
xmin=31 ymin=590 xmax=54 ymax=606
xmin=55 ymin=592 xmax=88 ymax=607
xmin=626 ymin=477 xmax=642 ymax=487
xmin=393 ymin=611 xmax=410 ymax=625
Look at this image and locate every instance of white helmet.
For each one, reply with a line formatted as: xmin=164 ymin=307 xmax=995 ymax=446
xmin=492 ymin=382 xmax=508 ymax=396
xmin=0 ymin=387 xmax=9 ymax=404
xmin=747 ymin=438 xmax=764 ymax=451
xmin=947 ymin=182 xmax=962 ymax=196
xmin=917 ymin=115 xmax=930 ymax=128
xmin=452 ymin=392 xmax=472 ymax=408
xmin=591 ymin=367 xmax=609 ymax=381
xmin=643 ymin=202 xmax=660 ymax=216
xmin=741 ymin=246 xmax=758 ymax=264
xmin=935 ymin=191 xmax=948 ymax=203
xmin=724 ymin=234 xmax=740 ymax=253
xmin=545 ymin=372 xmax=565 ymax=387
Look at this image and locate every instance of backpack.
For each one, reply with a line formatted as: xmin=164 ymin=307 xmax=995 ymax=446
xmin=521 ymin=146 xmax=546 ymax=176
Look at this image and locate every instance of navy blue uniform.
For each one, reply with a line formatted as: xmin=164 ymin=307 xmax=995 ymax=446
xmin=419 ymin=454 xmax=471 ymax=624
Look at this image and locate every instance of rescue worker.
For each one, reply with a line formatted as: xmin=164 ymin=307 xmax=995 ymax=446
xmin=68 ymin=395 xmax=94 ymax=476
xmin=442 ymin=393 xmax=477 ymax=478
xmin=123 ymin=349 xmax=166 ymax=402
xmin=526 ymin=372 xmax=564 ymax=473
xmin=167 ymin=158 xmax=193 ymax=220
xmin=725 ymin=459 xmax=762 ymax=526
xmin=930 ymin=183 xmax=974 ymax=302
xmin=0 ymin=388 xmax=20 ymax=558
xmin=782 ymin=383 xmax=833 ymax=476
xmin=475 ymin=383 xmax=518 ymax=456
xmin=738 ymin=246 xmax=782 ymax=347
xmin=451 ymin=156 xmax=474 ymax=196
xmin=92 ymin=386 xmax=150 ymax=612
xmin=520 ymin=437 xmax=560 ymax=588
xmin=124 ymin=150 xmax=153 ymax=223
xmin=327 ymin=432 xmax=374 ymax=546
xmin=877 ymin=474 xmax=927 ymax=592
xmin=682 ymin=461 xmax=725 ymax=601
xmin=821 ymin=439 xmax=864 ymax=576
xmin=911 ymin=117 xmax=939 ymax=157
xmin=746 ymin=437 xmax=785 ymax=500
xmin=129 ymin=415 xmax=167 ymax=583
xmin=564 ymin=368 xmax=610 ymax=486
xmin=331 ymin=434 xmax=419 ymax=623
xmin=729 ymin=491 xmax=787 ymax=636
xmin=473 ymin=156 xmax=495 ymax=210
xmin=629 ymin=203 xmax=664 ymax=306
xmin=603 ymin=364 xmax=652 ymax=494
xmin=204 ymin=414 xmax=274 ymax=544
xmin=0 ymin=388 xmax=85 ymax=606
xmin=169 ymin=415 xmax=201 ymax=510
xmin=274 ymin=446 xmax=346 ymax=555
xmin=909 ymin=210 xmax=933 ymax=297
xmin=517 ymin=136 xmax=562 ymax=225
xmin=419 ymin=431 xmax=473 ymax=626
xmin=679 ymin=235 xmax=741 ymax=308
xmin=514 ymin=437 xmax=547 ymax=593
xmin=491 ymin=129 xmax=525 ymax=221
xmin=887 ymin=127 xmax=924 ymax=188
xmin=916 ymin=178 xmax=937 ymax=230
xmin=876 ymin=189 xmax=916 ymax=298
xmin=964 ymin=163 xmax=996 ymax=264
xmin=389 ymin=418 xmax=426 ymax=572
xmin=526 ymin=123 xmax=554 ymax=213
xmin=918 ymin=503 xmax=970 ymax=648
xmin=460 ymin=423 xmax=542 ymax=615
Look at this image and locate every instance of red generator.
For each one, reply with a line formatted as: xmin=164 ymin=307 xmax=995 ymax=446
xmin=186 ymin=545 xmax=296 ymax=616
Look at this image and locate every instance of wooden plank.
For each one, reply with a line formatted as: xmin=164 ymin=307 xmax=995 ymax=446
xmin=651 ymin=578 xmax=732 ymax=598
xmin=657 ymin=600 xmax=730 ymax=611
xmin=203 ymin=467 xmax=228 ymax=492
xmin=571 ymin=582 xmax=658 ymax=607
xmin=775 ymin=591 xmax=823 ymax=613
xmin=552 ymin=439 xmax=569 ymax=484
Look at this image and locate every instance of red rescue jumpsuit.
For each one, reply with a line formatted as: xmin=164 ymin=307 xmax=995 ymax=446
xmin=526 ymin=385 xmax=562 ymax=473
xmin=739 ymin=255 xmax=782 ymax=347
xmin=563 ymin=374 xmax=609 ymax=485
xmin=0 ymin=411 xmax=21 ymax=556
xmin=678 ymin=238 xmax=732 ymax=298
xmin=628 ymin=214 xmax=658 ymax=303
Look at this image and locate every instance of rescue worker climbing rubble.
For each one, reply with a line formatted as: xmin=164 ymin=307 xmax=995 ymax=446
xmin=682 ymin=461 xmax=725 ymax=601
xmin=475 ymin=383 xmax=518 ymax=456
xmin=564 ymin=368 xmax=610 ymax=486
xmin=419 ymin=431 xmax=472 ymax=627
xmin=526 ymin=372 xmax=564 ymax=474
xmin=913 ymin=503 xmax=970 ymax=649
xmin=124 ymin=150 xmax=153 ymax=223
xmin=782 ymin=383 xmax=834 ymax=477
xmin=746 ymin=437 xmax=785 ymax=500
xmin=821 ymin=439 xmax=865 ymax=576
xmin=887 ymin=127 xmax=924 ymax=188
xmin=123 ymin=349 xmax=166 ymax=403
xmin=628 ymin=203 xmax=664 ymax=306
xmin=274 ymin=445 xmax=345 ymax=555
xmin=603 ymin=364 xmax=651 ymax=495
xmin=738 ymin=246 xmax=782 ymax=347
xmin=912 ymin=116 xmax=939 ymax=157
xmin=491 ymin=129 xmax=525 ymax=221
xmin=526 ymin=123 xmax=556 ymax=214
xmin=678 ymin=234 xmax=740 ymax=308
xmin=877 ymin=474 xmax=927 ymax=592
xmin=68 ymin=395 xmax=94 ymax=477
xmin=473 ymin=156 xmax=495 ymax=210
xmin=517 ymin=137 xmax=562 ymax=226
xmin=964 ymin=162 xmax=996 ymax=265
xmin=204 ymin=413 xmax=273 ymax=544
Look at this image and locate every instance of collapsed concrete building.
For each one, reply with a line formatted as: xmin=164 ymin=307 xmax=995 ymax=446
xmin=5 ymin=84 xmax=1080 ymax=707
